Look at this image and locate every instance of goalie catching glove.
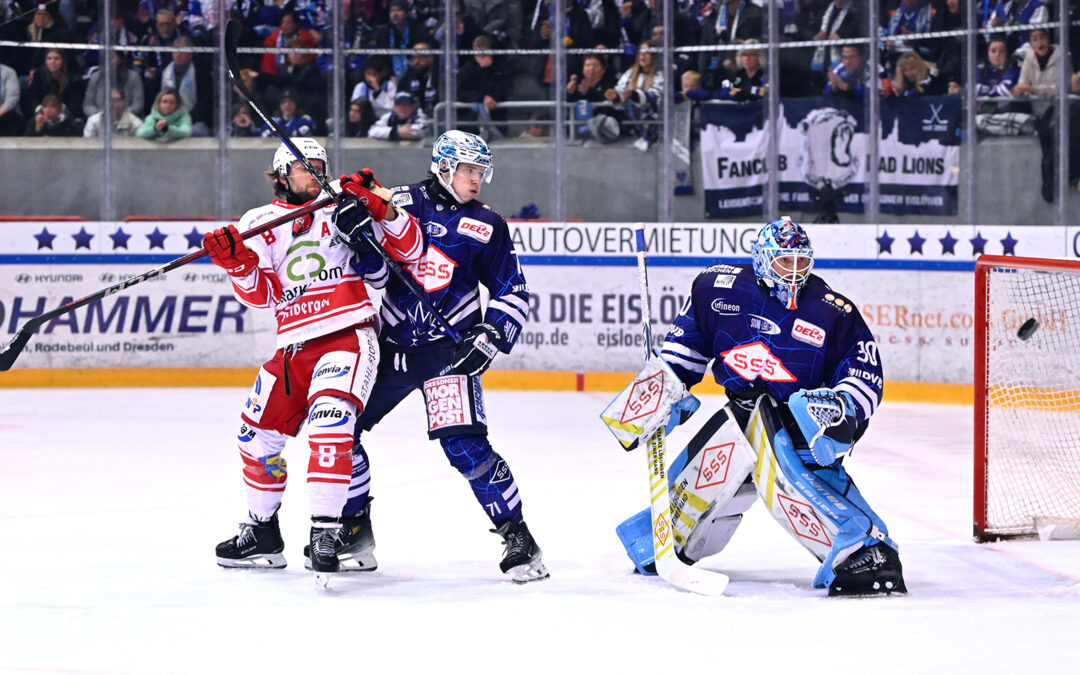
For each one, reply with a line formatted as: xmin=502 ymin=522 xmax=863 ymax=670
xmin=600 ymin=350 xmax=700 ymax=451
xmin=449 ymin=323 xmax=503 ymax=377
xmin=788 ymin=387 xmax=858 ymax=465
xmin=204 ymin=224 xmax=258 ymax=277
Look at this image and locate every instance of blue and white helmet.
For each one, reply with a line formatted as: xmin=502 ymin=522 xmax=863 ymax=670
xmin=750 ymin=216 xmax=814 ymax=310
xmin=431 ymin=130 xmax=493 ymax=202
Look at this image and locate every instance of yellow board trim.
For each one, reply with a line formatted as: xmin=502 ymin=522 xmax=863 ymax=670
xmin=0 ymin=367 xmax=975 ymax=404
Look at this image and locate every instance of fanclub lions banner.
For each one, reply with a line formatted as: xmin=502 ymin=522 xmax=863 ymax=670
xmin=700 ymin=96 xmax=961 ymax=218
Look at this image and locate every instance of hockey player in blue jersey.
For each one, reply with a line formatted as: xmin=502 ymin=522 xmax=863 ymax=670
xmin=609 ymin=217 xmax=905 ymax=596
xmin=318 ymin=130 xmax=548 ymax=583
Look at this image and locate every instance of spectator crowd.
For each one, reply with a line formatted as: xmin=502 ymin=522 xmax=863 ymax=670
xmin=0 ymin=0 xmax=1076 ymax=184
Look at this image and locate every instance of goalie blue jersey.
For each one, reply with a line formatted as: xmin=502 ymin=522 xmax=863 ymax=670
xmin=661 ymin=263 xmax=883 ymax=428
xmin=354 ymin=178 xmax=529 ymax=352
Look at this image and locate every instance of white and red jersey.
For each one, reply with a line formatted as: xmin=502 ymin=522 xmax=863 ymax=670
xmin=230 ymin=183 xmax=423 ymax=348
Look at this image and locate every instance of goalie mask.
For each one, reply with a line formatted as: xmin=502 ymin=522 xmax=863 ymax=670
xmin=431 ymin=130 xmax=493 ymax=203
xmin=751 ymin=216 xmax=814 ymax=310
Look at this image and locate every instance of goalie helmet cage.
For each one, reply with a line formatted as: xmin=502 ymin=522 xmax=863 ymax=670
xmin=974 ymin=255 xmax=1080 ymax=542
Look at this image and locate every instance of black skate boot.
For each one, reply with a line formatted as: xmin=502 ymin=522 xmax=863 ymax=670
xmin=492 ymin=520 xmax=550 ymax=584
xmin=304 ymin=501 xmax=377 ymax=572
xmin=828 ymin=543 xmax=907 ymax=597
xmin=215 ymin=512 xmax=286 ymax=569
xmin=309 ymin=517 xmax=344 ymax=574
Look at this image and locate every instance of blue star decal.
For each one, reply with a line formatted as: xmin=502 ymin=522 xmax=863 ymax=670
xmin=939 ymin=231 xmax=958 ymax=255
xmin=72 ymin=226 xmax=94 ymax=250
xmin=1000 ymin=231 xmax=1018 ymax=256
xmin=907 ymin=230 xmax=926 ymax=255
xmin=970 ymin=231 xmax=988 ymax=255
xmin=34 ymin=227 xmax=57 ymax=250
xmin=146 ymin=227 xmax=168 ymax=249
xmin=110 ymin=228 xmax=132 ymax=249
xmin=876 ymin=230 xmax=894 ymax=254
xmin=184 ymin=227 xmax=205 ymax=249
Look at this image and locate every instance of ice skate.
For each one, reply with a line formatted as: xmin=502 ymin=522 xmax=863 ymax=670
xmin=492 ymin=520 xmax=549 ymax=584
xmin=215 ymin=512 xmax=286 ymax=569
xmin=828 ymin=543 xmax=907 ymax=597
xmin=304 ymin=502 xmax=377 ymax=572
xmin=310 ymin=517 xmax=344 ymax=588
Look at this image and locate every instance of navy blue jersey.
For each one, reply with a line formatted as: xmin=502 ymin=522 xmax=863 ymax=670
xmin=353 ymin=178 xmax=529 ymax=352
xmin=661 ymin=263 xmax=883 ymax=428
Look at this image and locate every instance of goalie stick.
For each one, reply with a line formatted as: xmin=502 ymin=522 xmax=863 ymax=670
xmin=0 ymin=197 xmax=335 ymax=372
xmin=633 ymin=222 xmax=730 ymax=596
xmin=224 ymin=19 xmax=460 ymax=345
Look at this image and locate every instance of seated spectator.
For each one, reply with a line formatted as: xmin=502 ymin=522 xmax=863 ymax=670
xmin=85 ymin=52 xmax=145 ymax=119
xmin=520 ymin=0 xmax=592 ymax=87
xmin=317 ymin=1 xmax=374 ymax=89
xmin=84 ymin=11 xmax=139 ymax=75
xmin=0 ymin=61 xmax=23 ymax=136
xmin=809 ymin=0 xmax=864 ymax=79
xmin=465 ymin=0 xmax=510 ymax=45
xmin=23 ymin=49 xmax=84 ymax=125
xmin=136 ymin=87 xmax=193 ymax=142
xmin=257 ymin=37 xmax=328 ymax=130
xmin=25 ymin=93 xmax=81 ymax=136
xmin=930 ymin=0 xmax=964 ymax=92
xmin=25 ymin=4 xmax=75 ymax=73
xmin=698 ymin=0 xmax=764 ymax=75
xmin=975 ymin=37 xmax=1030 ymax=136
xmin=881 ymin=0 xmax=935 ymax=74
xmin=350 ymin=57 xmax=397 ymax=120
xmin=346 ymin=98 xmax=376 ymax=138
xmin=675 ymin=70 xmax=710 ymax=103
xmin=892 ymin=51 xmax=947 ymax=97
xmin=261 ymin=10 xmax=319 ymax=78
xmin=990 ymin=0 xmax=1048 ymax=61
xmin=458 ymin=34 xmax=509 ymax=140
xmin=377 ymin=0 xmax=423 ymax=79
xmin=717 ymin=41 xmax=768 ymax=101
xmin=825 ymin=44 xmax=871 ymax=98
xmin=84 ymin=87 xmax=143 ymax=138
xmin=161 ymin=37 xmax=213 ymax=136
xmin=567 ymin=54 xmax=616 ymax=103
xmin=137 ymin=8 xmax=190 ymax=90
xmin=397 ymin=41 xmax=440 ymax=117
xmin=258 ymin=89 xmax=316 ymax=137
xmin=606 ymin=40 xmax=664 ymax=149
xmin=368 ymin=91 xmax=431 ymax=140
xmin=231 ymin=103 xmax=259 ymax=137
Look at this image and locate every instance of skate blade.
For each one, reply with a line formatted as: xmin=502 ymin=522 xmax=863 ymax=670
xmin=304 ymin=551 xmax=377 ymax=573
xmin=313 ymin=571 xmax=339 ymax=590
xmin=828 ymin=579 xmax=908 ymax=597
xmin=216 ymin=553 xmax=286 ymax=569
xmin=507 ymin=560 xmax=550 ymax=584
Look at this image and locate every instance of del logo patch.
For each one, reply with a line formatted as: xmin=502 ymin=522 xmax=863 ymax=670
xmin=791 ymin=319 xmax=826 ymax=347
xmin=458 ymin=217 xmax=493 ymax=243
xmin=408 ymin=245 xmax=457 ymax=291
xmin=720 ymin=341 xmax=796 ymax=382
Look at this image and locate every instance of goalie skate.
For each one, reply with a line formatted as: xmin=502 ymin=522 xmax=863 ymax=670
xmin=492 ymin=520 xmax=550 ymax=584
xmin=303 ymin=504 xmax=377 ymax=572
xmin=828 ymin=544 xmax=907 ymax=597
xmin=215 ymin=512 xmax=286 ymax=569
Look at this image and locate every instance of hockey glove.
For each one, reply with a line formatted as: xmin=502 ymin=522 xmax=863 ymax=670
xmin=260 ymin=451 xmax=287 ymax=479
xmin=204 ymin=225 xmax=258 ymax=277
xmin=788 ymin=388 xmax=858 ymax=466
xmin=449 ymin=323 xmax=503 ymax=377
xmin=340 ymin=170 xmax=390 ymax=222
xmin=333 ymin=196 xmax=375 ymax=246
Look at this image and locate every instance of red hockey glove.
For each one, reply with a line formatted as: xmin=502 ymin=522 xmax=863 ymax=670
xmin=340 ymin=170 xmax=389 ymax=222
xmin=203 ymin=225 xmax=258 ymax=277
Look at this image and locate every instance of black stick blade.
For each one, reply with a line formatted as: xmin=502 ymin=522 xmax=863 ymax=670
xmin=0 ymin=329 xmax=34 ymax=372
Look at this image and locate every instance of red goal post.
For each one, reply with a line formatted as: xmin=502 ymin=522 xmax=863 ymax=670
xmin=974 ymin=255 xmax=1080 ymax=542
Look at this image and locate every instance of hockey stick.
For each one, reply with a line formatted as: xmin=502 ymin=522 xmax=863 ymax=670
xmin=224 ymin=19 xmax=461 ymax=345
xmin=634 ymin=222 xmax=730 ymax=596
xmin=0 ymin=197 xmax=334 ymax=372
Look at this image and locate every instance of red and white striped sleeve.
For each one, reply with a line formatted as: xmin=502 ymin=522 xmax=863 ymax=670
xmin=376 ymin=208 xmax=423 ymax=264
xmin=230 ymin=265 xmax=283 ymax=309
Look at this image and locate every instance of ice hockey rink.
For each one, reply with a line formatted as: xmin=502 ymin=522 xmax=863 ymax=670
xmin=1 ymin=387 xmax=1078 ymax=674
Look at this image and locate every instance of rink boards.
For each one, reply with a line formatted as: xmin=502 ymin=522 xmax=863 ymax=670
xmin=3 ymin=220 xmax=1080 ymax=397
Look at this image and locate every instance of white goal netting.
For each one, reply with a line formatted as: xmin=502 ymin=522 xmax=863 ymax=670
xmin=978 ymin=258 xmax=1080 ymax=540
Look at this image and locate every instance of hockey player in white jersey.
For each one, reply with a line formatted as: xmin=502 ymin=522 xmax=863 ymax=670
xmin=210 ymin=138 xmax=423 ymax=580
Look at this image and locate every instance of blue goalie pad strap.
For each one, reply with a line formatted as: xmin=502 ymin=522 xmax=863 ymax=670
xmin=615 ymin=507 xmax=658 ymax=575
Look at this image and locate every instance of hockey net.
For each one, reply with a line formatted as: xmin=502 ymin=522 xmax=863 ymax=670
xmin=975 ymin=255 xmax=1080 ymax=541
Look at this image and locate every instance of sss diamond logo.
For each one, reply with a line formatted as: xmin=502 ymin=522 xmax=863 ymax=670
xmin=720 ymin=341 xmax=796 ymax=382
xmin=695 ymin=442 xmax=735 ymax=489
xmin=619 ymin=371 xmax=664 ymax=424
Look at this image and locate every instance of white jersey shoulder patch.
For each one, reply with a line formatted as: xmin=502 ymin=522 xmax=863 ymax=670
xmin=458 ymin=217 xmax=493 ymax=243
xmin=392 ymin=192 xmax=413 ymax=207
xmin=792 ymin=318 xmax=826 ymax=347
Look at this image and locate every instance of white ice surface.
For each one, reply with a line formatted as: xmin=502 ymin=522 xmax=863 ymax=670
xmin=1 ymin=388 xmax=1079 ymax=674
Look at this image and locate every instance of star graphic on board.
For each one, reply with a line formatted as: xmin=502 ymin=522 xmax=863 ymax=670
xmin=907 ymin=230 xmax=926 ymax=255
xmin=110 ymin=227 xmax=132 ymax=249
xmin=184 ymin=226 xmax=204 ymax=249
xmin=34 ymin=227 xmax=57 ymax=250
xmin=146 ymin=227 xmax=168 ymax=249
xmin=72 ymin=227 xmax=94 ymax=250
xmin=876 ymin=230 xmax=894 ymax=254
xmin=939 ymin=231 xmax=958 ymax=255
xmin=1000 ymin=231 xmax=1019 ymax=256
xmin=970 ymin=231 xmax=988 ymax=255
